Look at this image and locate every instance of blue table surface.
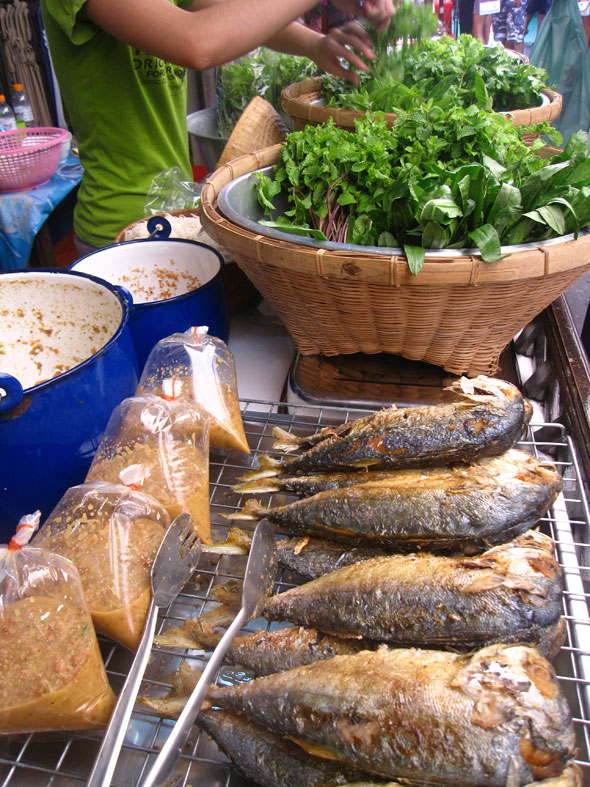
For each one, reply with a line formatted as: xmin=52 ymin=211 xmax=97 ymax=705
xmin=0 ymin=154 xmax=83 ymax=270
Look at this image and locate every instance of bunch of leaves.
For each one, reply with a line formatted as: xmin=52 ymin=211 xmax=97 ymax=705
xmin=322 ymin=34 xmax=549 ymax=116
xmin=216 ymin=48 xmax=319 ymax=137
xmin=255 ymin=107 xmax=590 ymax=275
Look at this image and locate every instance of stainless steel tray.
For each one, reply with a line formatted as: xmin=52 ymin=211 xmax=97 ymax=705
xmin=1 ymin=398 xmax=589 ymax=786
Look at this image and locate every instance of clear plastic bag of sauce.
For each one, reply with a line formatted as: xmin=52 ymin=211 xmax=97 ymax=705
xmin=137 ymin=326 xmax=249 ymax=454
xmin=0 ymin=512 xmax=115 ymax=732
xmin=85 ymin=394 xmax=211 ymax=544
xmin=34 ymin=482 xmax=171 ymax=651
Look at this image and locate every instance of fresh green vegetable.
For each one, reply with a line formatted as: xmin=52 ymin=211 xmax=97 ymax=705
xmin=322 ymin=34 xmax=550 ymax=116
xmin=217 ymin=48 xmax=319 ymax=137
xmin=254 ymin=106 xmax=585 ymax=274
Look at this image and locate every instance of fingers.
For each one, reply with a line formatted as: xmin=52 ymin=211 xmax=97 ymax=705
xmin=309 ymin=32 xmax=369 ymax=83
xmin=329 ymin=21 xmax=376 ymax=60
xmin=358 ymin=0 xmax=395 ymax=29
xmin=330 ymin=0 xmax=394 ymax=29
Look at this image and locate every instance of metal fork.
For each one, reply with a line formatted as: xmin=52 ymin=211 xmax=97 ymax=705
xmin=139 ymin=518 xmax=277 ymax=787
xmin=86 ymin=513 xmax=201 ymax=787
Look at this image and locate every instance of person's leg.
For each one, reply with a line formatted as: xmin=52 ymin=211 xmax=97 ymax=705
xmin=459 ymin=0 xmax=475 ymax=34
xmin=472 ymin=0 xmax=486 ymax=40
xmin=73 ymin=233 xmax=99 ymax=259
xmin=492 ymin=4 xmax=507 ymax=46
xmin=500 ymin=0 xmax=525 ymax=50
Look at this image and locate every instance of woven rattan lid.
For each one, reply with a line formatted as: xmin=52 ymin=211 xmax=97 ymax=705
xmin=216 ymin=96 xmax=289 ymax=168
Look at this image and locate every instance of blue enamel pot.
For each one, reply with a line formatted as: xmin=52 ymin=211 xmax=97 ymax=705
xmin=0 ymin=269 xmax=139 ymax=538
xmin=70 ymin=231 xmax=229 ymax=371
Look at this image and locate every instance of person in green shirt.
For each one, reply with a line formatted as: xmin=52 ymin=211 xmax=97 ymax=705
xmin=41 ymin=0 xmax=394 ymax=253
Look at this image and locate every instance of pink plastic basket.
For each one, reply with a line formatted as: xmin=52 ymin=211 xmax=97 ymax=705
xmin=0 ymin=127 xmax=69 ymax=193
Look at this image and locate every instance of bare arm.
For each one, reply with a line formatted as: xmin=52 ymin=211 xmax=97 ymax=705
xmin=264 ymin=21 xmax=378 ymax=82
xmin=81 ymin=0 xmax=393 ymax=73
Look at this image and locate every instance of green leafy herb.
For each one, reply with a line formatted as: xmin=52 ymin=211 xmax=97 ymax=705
xmin=322 ymin=33 xmax=550 ymax=117
xmin=217 ymin=48 xmax=319 ymax=137
xmin=255 ymin=108 xmax=587 ymax=273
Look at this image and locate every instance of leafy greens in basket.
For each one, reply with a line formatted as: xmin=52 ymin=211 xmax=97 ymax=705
xmin=217 ymin=48 xmax=319 ymax=137
xmin=255 ymin=107 xmax=590 ymax=273
xmin=322 ymin=34 xmax=550 ymax=116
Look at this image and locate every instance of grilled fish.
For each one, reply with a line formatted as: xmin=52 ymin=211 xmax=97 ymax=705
xmin=270 ymin=376 xmax=533 ymax=472
xmin=277 ymin=536 xmax=389 ymax=579
xmin=197 ymin=707 xmax=371 ymax=787
xmin=227 ymin=450 xmax=562 ymax=552
xmin=155 ymin=622 xmax=375 ymax=675
xmin=264 ymin=530 xmax=565 ymax=657
xmin=175 ymin=531 xmax=565 ymax=658
xmin=234 ymin=455 xmax=400 ymax=496
xmin=339 ymin=765 xmax=583 ymax=787
xmin=207 ymin=644 xmax=576 ymax=786
xmin=140 ymin=662 xmax=372 ymax=787
xmin=230 ymin=529 xmax=388 ymax=579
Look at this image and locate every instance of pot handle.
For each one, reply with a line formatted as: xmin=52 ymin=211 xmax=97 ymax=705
xmin=0 ymin=373 xmax=24 ymax=412
xmin=147 ymin=215 xmax=172 ymax=240
xmin=115 ymin=285 xmax=134 ymax=310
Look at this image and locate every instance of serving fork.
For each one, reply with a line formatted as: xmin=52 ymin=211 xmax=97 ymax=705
xmin=86 ymin=513 xmax=201 ymax=787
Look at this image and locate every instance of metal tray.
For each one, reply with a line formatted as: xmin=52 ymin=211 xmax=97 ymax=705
xmin=1 ymin=398 xmax=589 ymax=786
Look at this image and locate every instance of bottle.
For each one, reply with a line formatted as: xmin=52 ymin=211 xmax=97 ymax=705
xmin=11 ymin=84 xmax=34 ymax=128
xmin=0 ymin=94 xmax=17 ymax=131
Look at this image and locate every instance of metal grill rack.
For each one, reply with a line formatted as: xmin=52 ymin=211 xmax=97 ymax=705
xmin=1 ymin=398 xmax=589 ymax=787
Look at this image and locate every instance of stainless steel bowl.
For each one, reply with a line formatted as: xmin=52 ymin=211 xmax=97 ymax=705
xmin=218 ymin=165 xmax=584 ymax=258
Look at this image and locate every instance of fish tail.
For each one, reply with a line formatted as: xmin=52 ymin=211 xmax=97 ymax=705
xmin=272 ymin=426 xmax=306 ymax=452
xmin=232 ymin=477 xmax=282 ymax=494
xmin=201 ymin=528 xmax=251 ymax=555
xmin=223 ymin=499 xmax=267 ymax=521
xmin=235 ymin=455 xmax=283 ymax=488
xmin=233 ymin=458 xmax=283 ymax=493
xmin=193 ymin=602 xmax=241 ymax=629
xmin=183 ymin=620 xmax=223 ymax=651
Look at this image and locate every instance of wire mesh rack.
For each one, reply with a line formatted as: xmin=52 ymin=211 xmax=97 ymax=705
xmin=1 ymin=398 xmax=589 ymax=787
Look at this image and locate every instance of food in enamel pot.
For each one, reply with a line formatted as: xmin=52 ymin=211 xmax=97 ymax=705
xmin=0 ymin=274 xmax=123 ymax=389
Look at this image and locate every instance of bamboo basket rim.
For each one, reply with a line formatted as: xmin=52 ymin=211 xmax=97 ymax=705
xmin=200 ymin=143 xmax=590 ymax=287
xmin=280 ymin=76 xmax=562 ymax=129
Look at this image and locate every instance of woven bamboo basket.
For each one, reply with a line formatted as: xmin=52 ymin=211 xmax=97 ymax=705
xmin=200 ymin=144 xmax=590 ymax=376
xmin=217 ymin=96 xmax=289 ymax=167
xmin=281 ymin=76 xmax=562 ymax=134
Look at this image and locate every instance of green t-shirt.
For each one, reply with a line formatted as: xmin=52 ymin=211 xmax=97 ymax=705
xmin=41 ymin=0 xmax=193 ymax=247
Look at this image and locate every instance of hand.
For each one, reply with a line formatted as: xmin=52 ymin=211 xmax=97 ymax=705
xmin=308 ymin=20 xmax=376 ymax=82
xmin=332 ymin=0 xmax=395 ymax=31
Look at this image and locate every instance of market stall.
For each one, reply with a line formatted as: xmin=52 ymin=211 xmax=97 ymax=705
xmin=2 ymin=16 xmax=590 ymax=787
xmin=0 ymin=299 xmax=589 ymax=784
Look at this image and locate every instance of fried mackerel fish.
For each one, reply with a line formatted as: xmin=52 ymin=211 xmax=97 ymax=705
xmin=228 ymin=449 xmax=562 ymax=552
xmin=140 ymin=654 xmax=582 ymax=787
xmin=263 ymin=530 xmax=565 ymax=657
xmin=202 ymin=644 xmax=576 ymax=787
xmin=164 ymin=530 xmax=565 ymax=659
xmin=269 ymin=375 xmax=532 ymax=472
xmin=140 ymin=662 xmax=370 ymax=787
xmin=157 ymin=621 xmax=374 ymax=675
